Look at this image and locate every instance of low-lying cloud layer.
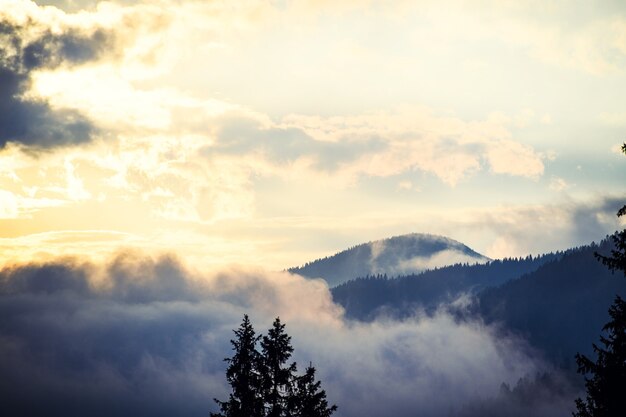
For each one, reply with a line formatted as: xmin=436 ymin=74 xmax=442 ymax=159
xmin=0 ymin=254 xmax=578 ymax=417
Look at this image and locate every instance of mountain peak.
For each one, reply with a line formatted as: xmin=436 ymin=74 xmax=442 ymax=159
xmin=289 ymin=233 xmax=489 ymax=286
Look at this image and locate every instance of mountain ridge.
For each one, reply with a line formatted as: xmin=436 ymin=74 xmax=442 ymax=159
xmin=289 ymin=233 xmax=490 ymax=287
xmin=329 ymin=235 xmax=626 ymax=369
xmin=331 ymin=250 xmax=562 ymax=320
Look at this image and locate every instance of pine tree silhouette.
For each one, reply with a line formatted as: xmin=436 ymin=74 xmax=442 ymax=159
xmin=574 ymin=297 xmax=626 ymax=417
xmin=573 ymin=143 xmax=626 ymax=417
xmin=289 ymin=364 xmax=337 ymax=417
xmin=212 ymin=315 xmax=337 ymax=417
xmin=261 ymin=317 xmax=298 ymax=417
xmin=211 ymin=314 xmax=264 ymax=417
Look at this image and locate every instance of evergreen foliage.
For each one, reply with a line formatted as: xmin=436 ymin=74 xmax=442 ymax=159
xmin=573 ymin=143 xmax=626 ymax=417
xmin=213 ymin=315 xmax=336 ymax=417
xmin=574 ymin=297 xmax=626 ymax=417
xmin=260 ymin=318 xmax=297 ymax=417
xmin=211 ymin=314 xmax=264 ymax=417
xmin=289 ymin=365 xmax=337 ymax=417
xmin=476 ymin=237 xmax=626 ymax=368
xmin=332 ymin=251 xmax=562 ymax=320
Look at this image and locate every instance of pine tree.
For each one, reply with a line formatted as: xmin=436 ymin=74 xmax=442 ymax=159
xmin=212 ymin=315 xmax=337 ymax=417
xmin=574 ymin=297 xmax=626 ymax=417
xmin=288 ymin=364 xmax=337 ymax=417
xmin=212 ymin=314 xmax=264 ymax=417
xmin=260 ymin=317 xmax=298 ymax=417
xmin=573 ymin=142 xmax=626 ymax=417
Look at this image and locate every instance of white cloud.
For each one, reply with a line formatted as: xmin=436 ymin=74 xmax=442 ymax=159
xmin=282 ymin=108 xmax=545 ymax=186
xmin=0 ymin=190 xmax=20 ymax=218
xmin=0 ymin=188 xmax=68 ymax=219
xmin=397 ymin=180 xmax=417 ymax=191
xmin=549 ymin=177 xmax=569 ymax=192
xmin=395 ymin=249 xmax=488 ymax=273
xmin=486 ymin=139 xmax=544 ymax=178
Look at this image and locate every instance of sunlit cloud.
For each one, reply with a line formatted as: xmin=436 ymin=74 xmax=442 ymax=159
xmin=280 ymin=108 xmax=545 ymax=185
xmin=549 ymin=177 xmax=569 ymax=192
xmin=0 ymin=0 xmax=624 ymax=270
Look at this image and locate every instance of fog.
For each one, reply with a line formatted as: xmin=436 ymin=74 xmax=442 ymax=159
xmin=0 ymin=254 xmax=578 ymax=417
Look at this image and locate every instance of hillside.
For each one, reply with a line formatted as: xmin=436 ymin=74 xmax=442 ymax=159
xmin=331 ymin=252 xmax=561 ymax=320
xmin=474 ymin=237 xmax=626 ymax=369
xmin=330 ymin=236 xmax=626 ymax=369
xmin=289 ymin=233 xmax=489 ymax=286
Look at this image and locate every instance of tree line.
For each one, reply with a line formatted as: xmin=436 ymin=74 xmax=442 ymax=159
xmin=211 ymin=315 xmax=337 ymax=417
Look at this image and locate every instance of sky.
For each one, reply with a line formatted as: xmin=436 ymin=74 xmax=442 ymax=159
xmin=2 ymin=2 xmax=625 ymax=416
xmin=1 ymin=0 xmax=626 ymax=270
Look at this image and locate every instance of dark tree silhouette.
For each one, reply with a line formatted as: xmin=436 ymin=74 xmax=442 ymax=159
xmin=573 ymin=142 xmax=626 ymax=417
xmin=289 ymin=364 xmax=337 ymax=417
xmin=261 ymin=317 xmax=297 ymax=417
xmin=595 ymin=187 xmax=626 ymax=275
xmin=212 ymin=314 xmax=264 ymax=417
xmin=574 ymin=298 xmax=626 ymax=417
xmin=213 ymin=315 xmax=336 ymax=417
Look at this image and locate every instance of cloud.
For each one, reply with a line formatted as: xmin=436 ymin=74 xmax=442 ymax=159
xmin=0 ymin=188 xmax=66 ymax=218
xmin=474 ymin=196 xmax=626 ymax=259
xmin=394 ymin=249 xmax=489 ymax=274
xmin=549 ymin=177 xmax=569 ymax=192
xmin=209 ymin=113 xmax=387 ymax=172
xmin=0 ymin=0 xmax=621 ymax=275
xmin=397 ymin=180 xmax=417 ymax=191
xmin=279 ymin=108 xmax=545 ymax=186
xmin=485 ymin=139 xmax=544 ymax=178
xmin=0 ymin=13 xmax=112 ymax=148
xmin=0 ymin=254 xmax=577 ymax=417
xmin=362 ymin=235 xmax=490 ymax=278
xmin=0 ymin=101 xmax=546 ymax=229
xmin=193 ymin=107 xmax=546 ymax=188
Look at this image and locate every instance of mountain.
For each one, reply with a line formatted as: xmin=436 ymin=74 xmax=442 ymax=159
xmin=289 ymin=233 xmax=490 ymax=287
xmin=330 ymin=236 xmax=626 ymax=369
xmin=474 ymin=237 xmax=626 ymax=369
xmin=331 ymin=251 xmax=561 ymax=320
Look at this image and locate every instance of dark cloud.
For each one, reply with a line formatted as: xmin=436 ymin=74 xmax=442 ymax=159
xmin=0 ymin=19 xmax=112 ymax=149
xmin=452 ymin=196 xmax=626 ymax=258
xmin=0 ymin=256 xmax=232 ymax=417
xmin=0 ymin=255 xmax=577 ymax=417
xmin=569 ymin=196 xmax=625 ymax=243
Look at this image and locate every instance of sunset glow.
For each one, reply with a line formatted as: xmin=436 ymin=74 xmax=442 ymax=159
xmin=1 ymin=0 xmax=625 ymax=269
